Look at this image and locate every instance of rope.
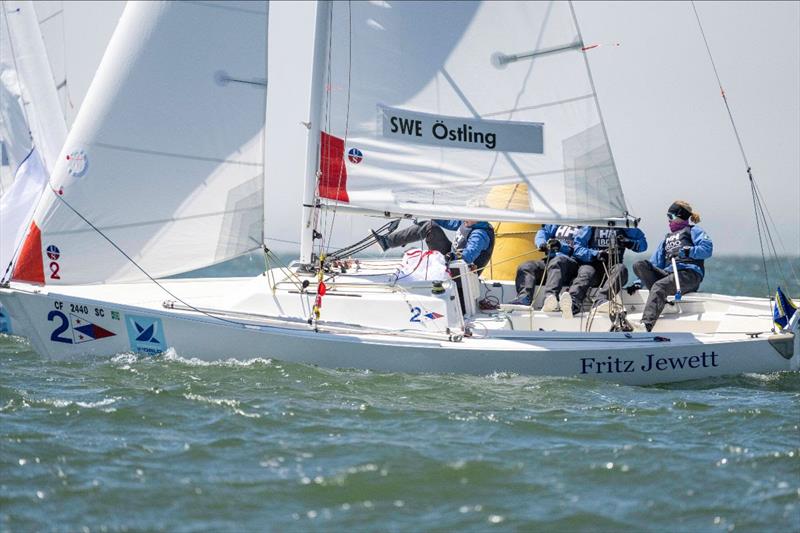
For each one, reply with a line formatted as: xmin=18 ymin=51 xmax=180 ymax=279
xmin=316 ymin=0 xmax=352 ymax=264
xmin=47 ymin=189 xmax=270 ymax=330
xmin=690 ymin=1 xmax=795 ymax=302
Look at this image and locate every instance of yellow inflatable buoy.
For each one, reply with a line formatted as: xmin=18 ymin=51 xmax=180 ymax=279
xmin=483 ymin=183 xmax=543 ymax=281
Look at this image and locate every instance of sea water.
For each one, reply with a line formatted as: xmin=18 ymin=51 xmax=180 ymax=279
xmin=1 ymin=256 xmax=798 ymax=532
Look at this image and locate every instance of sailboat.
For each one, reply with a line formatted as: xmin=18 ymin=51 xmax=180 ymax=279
xmin=0 ymin=1 xmax=797 ymax=385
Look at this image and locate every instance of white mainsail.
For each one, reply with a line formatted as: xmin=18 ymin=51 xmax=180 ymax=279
xmin=308 ymin=0 xmax=629 ymax=226
xmin=11 ymin=1 xmax=268 ymax=285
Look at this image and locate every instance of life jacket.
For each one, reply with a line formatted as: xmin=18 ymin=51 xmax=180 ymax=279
xmin=589 ymin=227 xmax=625 ymax=261
xmin=555 ymin=225 xmax=579 ymax=247
xmin=663 ymin=226 xmax=704 ymax=275
xmin=453 ymin=223 xmax=495 ymax=271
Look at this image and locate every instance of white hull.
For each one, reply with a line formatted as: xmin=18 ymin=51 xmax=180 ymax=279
xmin=1 ymin=261 xmax=797 ymax=386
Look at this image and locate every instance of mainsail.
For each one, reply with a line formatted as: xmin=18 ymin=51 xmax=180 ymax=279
xmin=11 ymin=1 xmax=269 ymax=285
xmin=308 ymin=1 xmax=630 ymax=226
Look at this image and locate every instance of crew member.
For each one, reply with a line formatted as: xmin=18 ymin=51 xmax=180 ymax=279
xmin=511 ymin=225 xmax=580 ymax=311
xmin=373 ymin=219 xmax=495 ymax=272
xmin=631 ymin=201 xmax=712 ymax=331
xmin=565 ymin=225 xmax=647 ymax=318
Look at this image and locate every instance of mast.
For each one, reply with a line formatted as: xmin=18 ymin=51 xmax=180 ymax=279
xmin=299 ymin=0 xmax=331 ymax=265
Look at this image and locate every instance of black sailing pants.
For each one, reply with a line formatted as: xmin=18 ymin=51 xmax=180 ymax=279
xmin=384 ymin=220 xmax=452 ymax=255
xmin=515 ymin=255 xmax=578 ymax=299
xmin=633 ymin=260 xmax=702 ymax=326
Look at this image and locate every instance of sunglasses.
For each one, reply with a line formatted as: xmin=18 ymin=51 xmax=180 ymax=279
xmin=667 ymin=212 xmax=680 ymax=220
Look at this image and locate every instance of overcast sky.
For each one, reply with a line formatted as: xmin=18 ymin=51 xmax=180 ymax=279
xmin=36 ymin=0 xmax=800 ymax=256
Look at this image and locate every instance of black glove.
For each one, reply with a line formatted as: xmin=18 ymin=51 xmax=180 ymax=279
xmin=445 ymin=250 xmax=462 ymax=262
xmin=538 ymin=242 xmax=548 ymax=252
xmin=617 ymin=235 xmax=635 ymax=249
xmin=546 ymin=238 xmax=561 ymax=252
xmin=626 ymin=281 xmax=642 ymax=295
xmin=681 ymin=246 xmax=692 ymax=258
xmin=596 ymin=250 xmax=609 ymax=263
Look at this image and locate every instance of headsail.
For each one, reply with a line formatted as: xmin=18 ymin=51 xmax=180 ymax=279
xmin=1 ymin=1 xmax=67 ymax=173
xmin=12 ymin=1 xmax=268 ymax=285
xmin=1 ymin=1 xmax=67 ymax=280
xmin=309 ymin=0 xmax=630 ymax=225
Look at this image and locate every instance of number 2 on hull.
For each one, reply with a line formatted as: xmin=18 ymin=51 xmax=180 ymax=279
xmin=48 ymin=310 xmax=72 ymax=344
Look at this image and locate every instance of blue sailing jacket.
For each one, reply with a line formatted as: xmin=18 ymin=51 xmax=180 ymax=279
xmin=650 ymin=225 xmax=713 ymax=278
xmin=433 ymin=220 xmax=493 ymax=265
xmin=573 ymin=226 xmax=647 ymax=264
xmin=535 ymin=224 xmax=580 ymax=258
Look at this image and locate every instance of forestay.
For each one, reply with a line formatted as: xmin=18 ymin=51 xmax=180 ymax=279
xmin=11 ymin=1 xmax=268 ymax=285
xmin=313 ymin=1 xmax=629 ymax=225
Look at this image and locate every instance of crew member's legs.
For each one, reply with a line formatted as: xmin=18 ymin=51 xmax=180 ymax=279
xmin=632 ymin=260 xmax=668 ymax=290
xmin=382 ymin=220 xmax=452 ymax=255
xmin=565 ymin=263 xmax=600 ymax=316
xmin=542 ymin=255 xmax=578 ymax=311
xmin=512 ymin=260 xmax=546 ymax=304
xmin=639 ymin=268 xmax=702 ymax=330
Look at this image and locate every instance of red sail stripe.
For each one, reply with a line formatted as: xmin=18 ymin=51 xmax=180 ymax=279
xmin=319 ymin=131 xmax=350 ymax=203
xmin=11 ymin=221 xmax=45 ymax=285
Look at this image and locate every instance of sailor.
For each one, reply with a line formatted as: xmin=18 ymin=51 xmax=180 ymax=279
xmin=565 ymin=225 xmax=648 ymax=319
xmin=511 ymin=224 xmax=581 ymax=311
xmin=631 ymin=201 xmax=712 ymax=332
xmin=373 ymin=219 xmax=495 ymax=272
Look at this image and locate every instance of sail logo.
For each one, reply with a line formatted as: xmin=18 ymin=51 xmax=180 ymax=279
xmin=379 ymin=105 xmax=543 ymax=154
xmin=347 ymin=148 xmax=363 ymax=164
xmin=125 ymin=314 xmax=167 ymax=356
xmin=66 ymin=150 xmax=88 ymax=178
xmin=46 ymin=245 xmax=60 ymax=260
xmin=70 ymin=314 xmax=116 ymax=343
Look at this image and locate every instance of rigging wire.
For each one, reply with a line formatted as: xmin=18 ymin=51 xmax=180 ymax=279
xmin=690 ymin=0 xmax=798 ymax=297
xmin=320 ymin=0 xmax=352 ymax=262
xmin=47 ymin=189 xmax=274 ymax=330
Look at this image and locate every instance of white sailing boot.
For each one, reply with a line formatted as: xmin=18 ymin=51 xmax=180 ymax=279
xmin=560 ymin=292 xmax=573 ymax=319
xmin=542 ymin=294 xmax=559 ymax=312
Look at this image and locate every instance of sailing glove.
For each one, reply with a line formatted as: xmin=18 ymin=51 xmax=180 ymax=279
xmin=626 ymin=281 xmax=642 ymax=295
xmin=445 ymin=250 xmax=462 ymax=262
xmin=617 ymin=235 xmax=635 ymax=249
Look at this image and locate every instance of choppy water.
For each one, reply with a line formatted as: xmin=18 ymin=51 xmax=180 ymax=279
xmin=1 ymin=256 xmax=799 ymax=532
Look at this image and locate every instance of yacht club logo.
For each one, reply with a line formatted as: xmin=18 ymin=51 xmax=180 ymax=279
xmin=125 ymin=314 xmax=167 ymax=356
xmin=347 ymin=147 xmax=363 ymax=164
xmin=66 ymin=150 xmax=88 ymax=177
xmin=46 ymin=245 xmax=60 ymax=260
